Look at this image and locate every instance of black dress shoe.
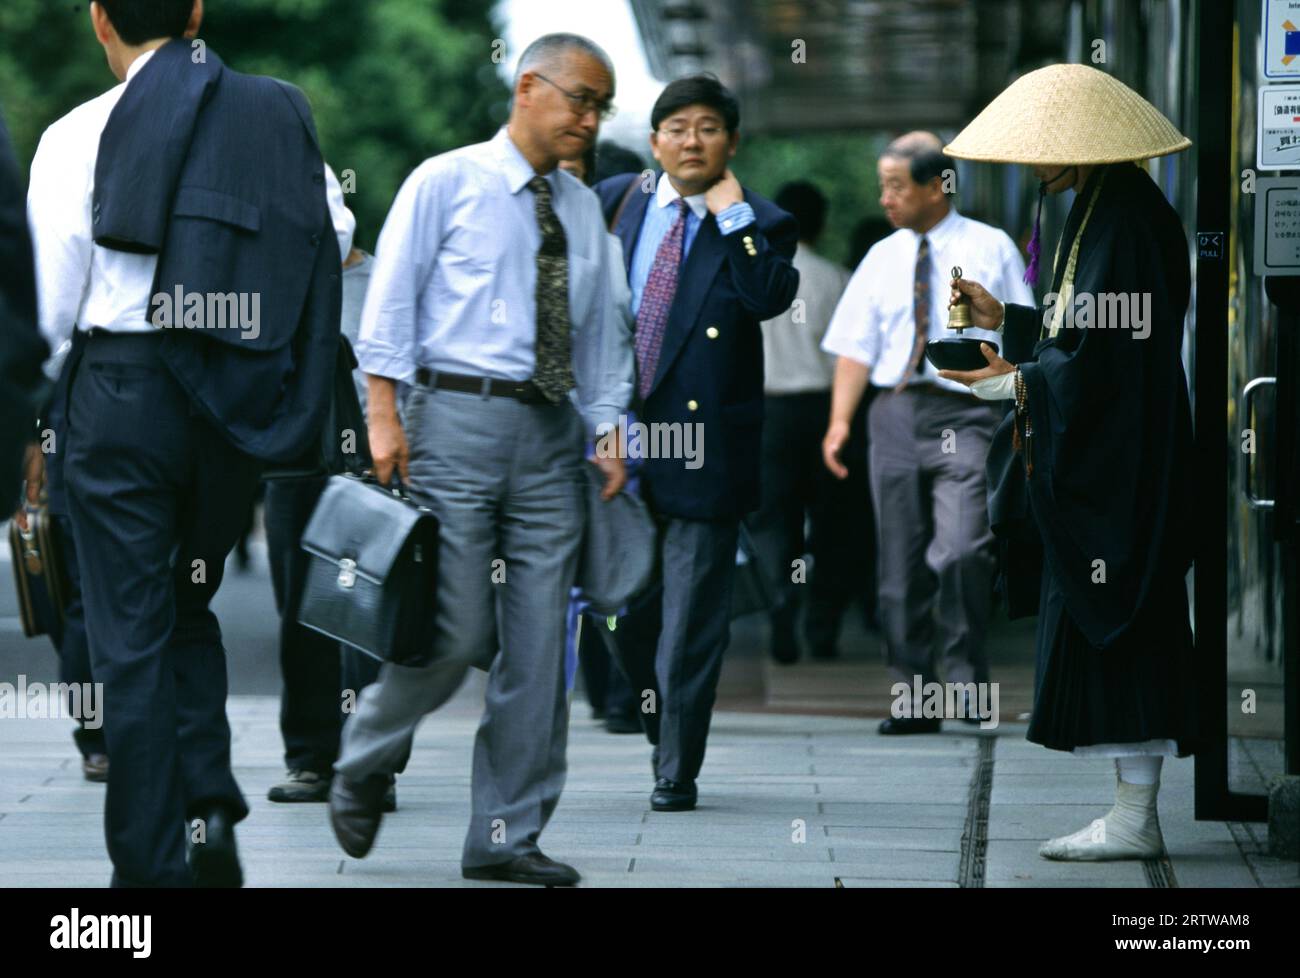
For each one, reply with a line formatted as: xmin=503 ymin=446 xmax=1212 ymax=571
xmin=605 ymin=710 xmax=641 ymax=734
xmin=463 ymin=851 xmax=580 ymax=886
xmin=769 ymin=618 xmax=799 ymax=664
xmin=188 ymin=806 xmax=243 ymax=887
xmin=877 ymin=716 xmax=942 ymax=735
xmin=650 ymin=777 xmax=697 ymax=812
xmin=329 ymin=773 xmax=389 ymax=858
xmin=81 ymin=753 xmax=109 ymax=783
xmin=959 ymin=690 xmax=986 ymax=725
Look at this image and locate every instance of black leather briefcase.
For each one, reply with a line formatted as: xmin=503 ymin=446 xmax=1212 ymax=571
xmin=298 ymin=474 xmax=439 ymax=666
xmin=8 ymin=500 xmax=69 ymax=639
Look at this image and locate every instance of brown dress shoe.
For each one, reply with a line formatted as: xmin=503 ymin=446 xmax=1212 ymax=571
xmin=82 ymin=754 xmax=109 ymax=783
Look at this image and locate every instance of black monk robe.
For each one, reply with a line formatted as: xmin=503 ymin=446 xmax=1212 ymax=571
xmin=991 ymin=162 xmax=1199 ymax=753
xmin=997 ymin=162 xmax=1195 ymax=651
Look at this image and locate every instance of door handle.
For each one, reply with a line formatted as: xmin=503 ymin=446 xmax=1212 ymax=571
xmin=1241 ymin=376 xmax=1276 ymax=510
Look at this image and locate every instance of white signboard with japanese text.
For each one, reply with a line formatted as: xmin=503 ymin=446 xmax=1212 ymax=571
xmin=1254 ymin=177 xmax=1300 ymax=275
xmin=1257 ymin=85 xmax=1300 ymax=168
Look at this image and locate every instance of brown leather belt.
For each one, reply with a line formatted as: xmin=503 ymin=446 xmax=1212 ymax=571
xmin=415 ymin=368 xmax=548 ymax=404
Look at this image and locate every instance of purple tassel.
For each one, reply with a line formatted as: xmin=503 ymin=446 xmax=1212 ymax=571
xmin=1023 ymin=189 xmax=1045 ymax=287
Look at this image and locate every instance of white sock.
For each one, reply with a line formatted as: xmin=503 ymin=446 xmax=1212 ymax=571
xmin=1039 ymin=763 xmax=1165 ymax=861
xmin=1116 ymin=755 xmax=1162 ymax=786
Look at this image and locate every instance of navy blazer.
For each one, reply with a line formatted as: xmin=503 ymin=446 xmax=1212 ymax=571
xmin=93 ymin=40 xmax=341 ymax=464
xmin=596 ymin=172 xmax=798 ymax=521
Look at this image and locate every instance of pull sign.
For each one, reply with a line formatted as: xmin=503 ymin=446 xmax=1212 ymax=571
xmin=1197 ymin=231 xmax=1224 ymax=260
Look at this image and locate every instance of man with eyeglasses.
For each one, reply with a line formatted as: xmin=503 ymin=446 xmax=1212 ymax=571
xmin=327 ymin=32 xmax=633 ymax=887
xmin=594 ymin=74 xmax=799 ymax=812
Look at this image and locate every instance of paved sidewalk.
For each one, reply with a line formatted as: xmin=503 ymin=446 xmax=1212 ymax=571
xmin=0 ymin=677 xmax=1295 ymax=888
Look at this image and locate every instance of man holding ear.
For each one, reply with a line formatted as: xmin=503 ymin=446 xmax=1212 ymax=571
xmin=595 ymin=74 xmax=799 ymax=812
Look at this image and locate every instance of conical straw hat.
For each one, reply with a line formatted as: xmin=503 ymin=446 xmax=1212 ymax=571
xmin=944 ymin=63 xmax=1191 ymax=165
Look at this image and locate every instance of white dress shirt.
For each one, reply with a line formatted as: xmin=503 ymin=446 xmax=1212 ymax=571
xmin=760 ymin=243 xmax=850 ymax=394
xmin=356 ymin=127 xmax=633 ymax=437
xmin=27 ymin=47 xmax=355 ymax=375
xmin=821 ymin=207 xmax=1032 ymax=394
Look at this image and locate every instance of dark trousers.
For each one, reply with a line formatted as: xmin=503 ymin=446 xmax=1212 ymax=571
xmin=65 ymin=331 xmax=259 ymax=887
xmin=264 ymin=475 xmax=386 ymax=775
xmin=747 ymin=390 xmax=876 ymax=654
xmin=605 ymin=515 xmax=740 ymax=784
xmin=266 ymin=476 xmax=341 ymax=774
xmin=45 ymin=333 xmax=104 ymax=760
xmin=47 ymin=515 xmax=106 ymax=759
xmin=577 ymin=611 xmax=635 ymax=718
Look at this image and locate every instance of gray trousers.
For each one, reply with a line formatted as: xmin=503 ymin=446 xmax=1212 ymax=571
xmin=608 ymin=516 xmax=740 ymax=784
xmin=335 ymin=385 xmax=584 ymax=868
xmin=867 ymin=386 xmax=1001 ymax=690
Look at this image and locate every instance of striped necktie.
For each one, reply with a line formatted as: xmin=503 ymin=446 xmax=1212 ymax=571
xmin=897 ymin=234 xmax=930 ymax=389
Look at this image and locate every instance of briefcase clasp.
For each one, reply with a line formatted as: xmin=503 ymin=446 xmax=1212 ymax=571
xmin=337 ymin=557 xmax=357 ymax=588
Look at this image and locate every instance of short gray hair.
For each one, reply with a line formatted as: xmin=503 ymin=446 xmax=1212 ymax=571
xmin=514 ymin=33 xmax=615 ymax=89
xmin=880 ymin=131 xmax=953 ymax=187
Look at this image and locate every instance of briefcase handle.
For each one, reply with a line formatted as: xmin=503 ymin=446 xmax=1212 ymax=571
xmin=349 ymin=470 xmax=424 ymax=510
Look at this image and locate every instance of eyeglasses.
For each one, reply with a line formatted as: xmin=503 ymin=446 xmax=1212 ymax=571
xmin=655 ymin=124 xmax=729 ymax=143
xmin=533 ymin=72 xmax=617 ymax=121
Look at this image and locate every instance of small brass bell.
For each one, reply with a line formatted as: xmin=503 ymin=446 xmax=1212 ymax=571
xmin=923 ymin=264 xmax=999 ymax=371
xmin=947 ymin=265 xmax=972 ymax=331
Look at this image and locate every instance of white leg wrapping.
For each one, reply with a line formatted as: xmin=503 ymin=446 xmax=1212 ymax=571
xmin=1038 ymin=770 xmax=1165 ymax=861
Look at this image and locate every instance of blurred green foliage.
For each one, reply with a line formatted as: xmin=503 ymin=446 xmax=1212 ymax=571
xmin=734 ymin=131 xmax=889 ymax=268
xmin=0 ymin=0 xmax=510 ymax=250
xmin=0 ymin=0 xmax=894 ymax=263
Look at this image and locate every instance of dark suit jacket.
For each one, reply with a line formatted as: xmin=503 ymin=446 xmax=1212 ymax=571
xmin=93 ymin=39 xmax=341 ymax=464
xmin=596 ymin=172 xmax=798 ymax=521
xmin=0 ymin=110 xmax=49 ymax=509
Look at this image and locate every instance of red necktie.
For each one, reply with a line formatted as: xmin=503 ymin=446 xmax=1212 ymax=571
xmin=634 ymin=198 xmax=689 ymax=399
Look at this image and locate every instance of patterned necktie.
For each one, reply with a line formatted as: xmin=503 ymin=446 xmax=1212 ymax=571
xmin=528 ymin=176 xmax=576 ymax=403
xmin=634 ymin=198 xmax=689 ymax=399
xmin=897 ymin=234 xmax=930 ymax=390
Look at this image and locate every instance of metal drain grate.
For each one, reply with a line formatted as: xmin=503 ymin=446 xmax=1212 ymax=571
xmin=958 ymin=736 xmax=995 ymax=888
xmin=1143 ymin=855 xmax=1179 ymax=888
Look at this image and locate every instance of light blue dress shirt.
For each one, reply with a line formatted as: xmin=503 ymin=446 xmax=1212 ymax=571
xmin=629 ymin=172 xmax=755 ymax=317
xmin=356 ymin=127 xmax=633 ymax=436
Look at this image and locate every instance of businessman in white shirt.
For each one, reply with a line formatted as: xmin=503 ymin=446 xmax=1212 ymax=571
xmin=26 ymin=0 xmax=353 ymax=887
xmin=821 ymin=132 xmax=1032 ymax=733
